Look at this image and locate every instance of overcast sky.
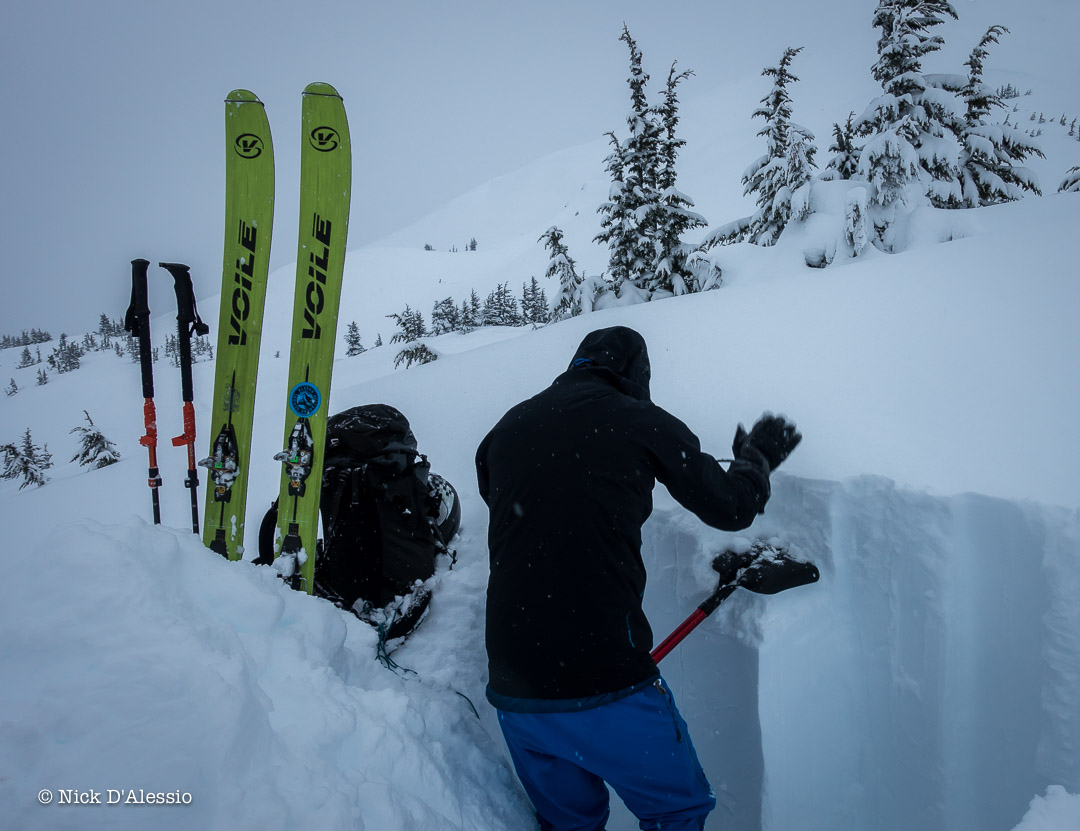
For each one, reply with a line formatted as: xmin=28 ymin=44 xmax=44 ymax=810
xmin=1 ymin=0 xmax=1072 ymax=336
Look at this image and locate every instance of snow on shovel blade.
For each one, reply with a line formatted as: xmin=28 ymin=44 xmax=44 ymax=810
xmin=713 ymin=541 xmax=820 ymax=595
xmin=652 ymin=540 xmax=820 ymax=664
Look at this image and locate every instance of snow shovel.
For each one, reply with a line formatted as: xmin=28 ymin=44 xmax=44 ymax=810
xmin=651 ymin=541 xmax=819 ymax=664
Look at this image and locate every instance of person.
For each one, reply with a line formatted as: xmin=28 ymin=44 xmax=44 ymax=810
xmin=475 ymin=325 xmax=800 ymax=831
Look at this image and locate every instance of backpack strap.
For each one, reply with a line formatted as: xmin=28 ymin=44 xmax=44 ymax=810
xmin=254 ymin=499 xmax=278 ymax=566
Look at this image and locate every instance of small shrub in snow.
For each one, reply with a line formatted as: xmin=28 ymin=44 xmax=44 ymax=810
xmin=70 ymin=411 xmax=120 ymax=470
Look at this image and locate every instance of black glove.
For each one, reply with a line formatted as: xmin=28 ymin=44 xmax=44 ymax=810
xmin=733 ymin=413 xmax=802 ymax=473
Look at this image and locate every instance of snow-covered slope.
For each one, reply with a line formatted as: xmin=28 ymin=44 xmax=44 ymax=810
xmin=2 ymin=188 xmax=1078 ymax=831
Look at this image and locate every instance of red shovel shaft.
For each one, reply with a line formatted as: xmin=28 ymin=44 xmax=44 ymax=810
xmin=651 ymin=608 xmax=707 ymax=663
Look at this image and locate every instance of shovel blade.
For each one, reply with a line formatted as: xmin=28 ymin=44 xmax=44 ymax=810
xmin=712 ymin=541 xmax=820 ymax=595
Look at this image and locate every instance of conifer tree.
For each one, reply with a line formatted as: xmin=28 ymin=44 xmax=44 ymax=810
xmin=344 ymin=321 xmax=365 ymax=356
xmin=542 ymin=227 xmax=585 ymax=320
xmin=594 ymin=27 xmax=663 ymax=293
xmin=621 ymin=26 xmax=664 ymax=289
xmin=521 ymin=278 xmax=550 ymax=326
xmin=0 ymin=443 xmax=15 ymax=476
xmin=1060 ymin=166 xmax=1080 ymax=193
xmin=822 ymin=112 xmax=861 ymax=181
xmin=857 ymin=0 xmax=962 ymax=210
xmin=649 ymin=62 xmax=708 ymax=294
xmin=5 ymin=378 xmax=16 ymax=397
xmin=17 ymin=347 xmax=34 ymax=369
xmin=70 ymin=411 xmax=120 ymax=469
xmin=595 ymin=132 xmax=635 ymax=290
xmin=704 ymin=47 xmax=817 ymax=248
xmin=48 ymin=333 xmax=82 ymax=374
xmin=393 ymin=343 xmax=437 ymax=369
xmin=388 ymin=308 xmax=434 ymax=369
xmin=3 ymin=428 xmax=52 ymax=489
xmin=469 ymin=290 xmax=482 ymax=327
xmin=36 ymin=369 xmax=48 ymax=386
xmin=458 ymin=299 xmax=476 ymax=333
xmin=481 ymin=283 xmax=521 ymax=327
xmin=953 ymin=25 xmax=1043 ymax=205
xmin=387 ymin=306 xmax=426 ymax=344
xmin=431 ymin=298 xmax=461 ymax=335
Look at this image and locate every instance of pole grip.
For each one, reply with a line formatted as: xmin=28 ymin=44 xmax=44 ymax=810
xmin=125 ymin=259 xmax=155 ymax=399
xmin=160 ymin=262 xmax=208 ymax=403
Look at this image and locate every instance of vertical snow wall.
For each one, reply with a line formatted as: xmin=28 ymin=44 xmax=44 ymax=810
xmin=641 ymin=474 xmax=1080 ymax=831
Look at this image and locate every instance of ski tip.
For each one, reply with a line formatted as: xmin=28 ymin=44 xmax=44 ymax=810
xmin=303 ymin=82 xmax=343 ymax=99
xmin=225 ymin=89 xmax=263 ymax=105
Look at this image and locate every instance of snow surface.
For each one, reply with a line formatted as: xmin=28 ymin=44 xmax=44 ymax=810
xmin=3 ymin=187 xmax=1078 ymax=830
xmin=3 ymin=1 xmax=1080 ymax=826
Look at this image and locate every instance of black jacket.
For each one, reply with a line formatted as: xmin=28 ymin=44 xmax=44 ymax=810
xmin=476 ymin=326 xmax=769 ymax=703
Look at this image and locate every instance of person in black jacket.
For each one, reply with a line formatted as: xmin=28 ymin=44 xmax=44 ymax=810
xmin=475 ymin=326 xmax=801 ymax=831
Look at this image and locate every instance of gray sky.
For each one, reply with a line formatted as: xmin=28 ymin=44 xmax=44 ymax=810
xmin=1 ymin=0 xmax=1069 ymax=336
xmin=0 ymin=0 xmax=854 ymax=335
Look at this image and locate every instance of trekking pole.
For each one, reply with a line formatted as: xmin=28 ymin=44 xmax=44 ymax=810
xmin=160 ymin=262 xmax=211 ymax=535
xmin=123 ymin=258 xmax=162 ymax=525
xmin=651 ymin=541 xmax=820 ymax=664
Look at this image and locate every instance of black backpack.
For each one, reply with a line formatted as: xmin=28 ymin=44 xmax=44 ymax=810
xmin=258 ymin=404 xmax=460 ymax=641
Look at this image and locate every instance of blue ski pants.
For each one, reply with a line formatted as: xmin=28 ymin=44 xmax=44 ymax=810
xmin=496 ymin=679 xmax=716 ymax=831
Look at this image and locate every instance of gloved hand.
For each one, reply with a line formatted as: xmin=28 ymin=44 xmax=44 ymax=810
xmin=733 ymin=413 xmax=802 ymax=473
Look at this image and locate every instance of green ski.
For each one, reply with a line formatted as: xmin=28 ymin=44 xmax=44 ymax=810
xmin=200 ymin=90 xmax=275 ymax=560
xmin=272 ymin=82 xmax=351 ymax=592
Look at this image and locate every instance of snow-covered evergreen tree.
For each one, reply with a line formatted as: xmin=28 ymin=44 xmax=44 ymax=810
xmin=649 ymin=63 xmax=708 ymax=295
xmin=1060 ymin=166 xmax=1080 ymax=193
xmin=458 ymin=299 xmax=475 ymax=333
xmin=953 ymin=25 xmax=1043 ymax=205
xmin=595 ymin=131 xmax=635 ymax=292
xmin=3 ymin=428 xmax=52 ymax=489
xmin=856 ymin=0 xmax=962 ymax=211
xmin=387 ymin=306 xmax=426 ymax=344
xmin=541 ymin=227 xmax=585 ymax=320
xmin=431 ymin=298 xmax=461 ymax=335
xmin=595 ymin=27 xmax=664 ymax=294
xmin=481 ymin=284 xmax=521 ymax=327
xmin=344 ymin=321 xmax=365 ymax=356
xmin=469 ymin=291 xmax=482 ymax=327
xmin=5 ymin=378 xmax=17 ymax=397
xmin=822 ymin=112 xmax=861 ymax=181
xmin=704 ymin=46 xmax=817 ymax=248
xmin=36 ymin=369 xmax=47 ymax=386
xmin=17 ymin=347 xmax=34 ymax=369
xmin=619 ymin=25 xmax=663 ymax=288
xmin=521 ymin=278 xmax=550 ymax=326
xmin=595 ymin=27 xmax=705 ymax=299
xmin=393 ymin=343 xmax=437 ymax=370
xmin=126 ymin=335 xmax=140 ymax=364
xmin=845 ymin=187 xmax=872 ymax=256
xmin=70 ymin=411 xmax=120 ymax=469
xmin=48 ymin=333 xmax=82 ymax=374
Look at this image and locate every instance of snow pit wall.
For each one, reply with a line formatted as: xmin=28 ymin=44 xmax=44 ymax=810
xmin=641 ymin=474 xmax=1080 ymax=831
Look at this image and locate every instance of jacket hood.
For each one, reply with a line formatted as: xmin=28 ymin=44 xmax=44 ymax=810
xmin=566 ymin=326 xmax=651 ymax=401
